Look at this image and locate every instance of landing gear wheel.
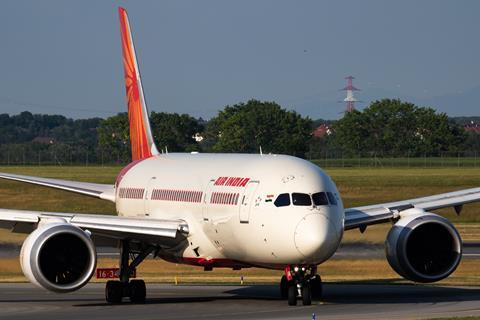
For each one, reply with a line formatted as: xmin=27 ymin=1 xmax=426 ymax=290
xmin=104 ymin=240 xmax=154 ymax=304
xmin=287 ymin=284 xmax=297 ymax=306
xmin=301 ymin=284 xmax=312 ymax=306
xmin=129 ymin=280 xmax=146 ymax=303
xmin=311 ymin=274 xmax=322 ymax=299
xmin=280 ymin=275 xmax=288 ymax=299
xmin=105 ymin=280 xmax=123 ymax=304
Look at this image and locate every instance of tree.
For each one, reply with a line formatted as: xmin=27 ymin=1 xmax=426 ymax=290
xmin=334 ymin=99 xmax=466 ymax=156
xmin=463 ymin=132 xmax=480 ymax=153
xmin=150 ymin=112 xmax=203 ymax=152
xmin=97 ymin=112 xmax=203 ymax=161
xmin=205 ymin=100 xmax=312 ymax=157
xmin=97 ymin=113 xmax=130 ymax=162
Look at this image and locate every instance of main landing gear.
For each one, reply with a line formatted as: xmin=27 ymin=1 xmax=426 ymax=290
xmin=105 ymin=240 xmax=154 ymax=304
xmin=280 ymin=265 xmax=322 ymax=306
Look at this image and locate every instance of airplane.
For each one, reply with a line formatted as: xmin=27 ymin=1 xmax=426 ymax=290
xmin=0 ymin=7 xmax=479 ymax=307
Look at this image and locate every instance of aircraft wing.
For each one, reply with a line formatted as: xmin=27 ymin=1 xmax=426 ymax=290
xmin=0 ymin=172 xmax=116 ymax=202
xmin=344 ymin=187 xmax=480 ymax=230
xmin=0 ymin=208 xmax=188 ymax=244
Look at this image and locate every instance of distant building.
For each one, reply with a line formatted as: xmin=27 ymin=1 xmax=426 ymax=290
xmin=312 ymin=124 xmax=332 ymax=138
xmin=464 ymin=121 xmax=480 ymax=133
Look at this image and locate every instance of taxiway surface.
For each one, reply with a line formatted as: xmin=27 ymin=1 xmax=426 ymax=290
xmin=0 ymin=283 xmax=480 ymax=320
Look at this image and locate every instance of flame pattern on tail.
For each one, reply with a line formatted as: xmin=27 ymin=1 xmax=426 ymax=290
xmin=118 ymin=7 xmax=159 ymax=161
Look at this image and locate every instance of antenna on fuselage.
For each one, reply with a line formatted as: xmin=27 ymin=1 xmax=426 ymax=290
xmin=259 ymin=146 xmax=263 ymax=156
xmin=165 ymin=146 xmax=169 ymax=154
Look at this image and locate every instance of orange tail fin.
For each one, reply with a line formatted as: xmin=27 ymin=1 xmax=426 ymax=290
xmin=118 ymin=7 xmax=159 ymax=161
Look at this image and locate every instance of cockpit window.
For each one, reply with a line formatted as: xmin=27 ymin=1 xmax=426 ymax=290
xmin=326 ymin=192 xmax=338 ymax=205
xmin=312 ymin=192 xmax=329 ymax=206
xmin=274 ymin=193 xmax=291 ymax=207
xmin=292 ymin=193 xmax=312 ymax=206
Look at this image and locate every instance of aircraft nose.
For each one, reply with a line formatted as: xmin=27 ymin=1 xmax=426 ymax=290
xmin=294 ymin=213 xmax=340 ymax=260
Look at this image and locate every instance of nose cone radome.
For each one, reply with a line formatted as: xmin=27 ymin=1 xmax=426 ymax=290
xmin=294 ymin=213 xmax=340 ymax=262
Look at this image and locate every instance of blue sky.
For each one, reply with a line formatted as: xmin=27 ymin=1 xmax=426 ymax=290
xmin=1 ymin=0 xmax=480 ymax=119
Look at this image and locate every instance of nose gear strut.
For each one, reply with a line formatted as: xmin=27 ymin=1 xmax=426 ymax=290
xmin=280 ymin=265 xmax=322 ymax=306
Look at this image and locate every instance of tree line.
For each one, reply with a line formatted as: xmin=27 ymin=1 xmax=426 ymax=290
xmin=0 ymin=99 xmax=479 ymax=165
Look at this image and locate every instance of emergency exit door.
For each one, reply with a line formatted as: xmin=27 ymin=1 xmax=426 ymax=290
xmin=239 ymin=181 xmax=259 ymax=223
xmin=143 ymin=176 xmax=156 ymax=217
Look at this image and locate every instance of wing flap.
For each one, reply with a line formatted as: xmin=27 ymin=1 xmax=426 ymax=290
xmin=345 ymin=187 xmax=480 ymax=230
xmin=0 ymin=172 xmax=115 ymax=202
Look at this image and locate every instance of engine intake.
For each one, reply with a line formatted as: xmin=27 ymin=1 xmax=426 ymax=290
xmin=386 ymin=212 xmax=462 ymax=283
xmin=20 ymin=222 xmax=97 ymax=293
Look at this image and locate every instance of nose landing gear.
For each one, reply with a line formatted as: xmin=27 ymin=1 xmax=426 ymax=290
xmin=280 ymin=265 xmax=322 ymax=306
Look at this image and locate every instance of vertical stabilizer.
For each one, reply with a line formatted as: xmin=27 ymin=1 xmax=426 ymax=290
xmin=118 ymin=7 xmax=159 ymax=161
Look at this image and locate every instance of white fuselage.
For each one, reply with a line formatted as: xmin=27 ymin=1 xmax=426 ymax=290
xmin=115 ymin=153 xmax=344 ymax=269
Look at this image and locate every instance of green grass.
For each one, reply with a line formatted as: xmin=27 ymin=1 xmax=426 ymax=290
xmin=426 ymin=318 xmax=480 ymax=320
xmin=2 ymin=256 xmax=480 ymax=285
xmin=312 ymin=156 xmax=480 ymax=168
xmin=326 ymin=167 xmax=480 ymax=223
xmin=1 ymin=166 xmax=480 ymax=245
xmin=1 ymin=165 xmax=479 ymax=216
xmin=0 ymin=166 xmax=119 ymax=214
xmin=0 ymin=166 xmax=120 ymax=244
xmin=1 ymin=165 xmax=480 ymax=285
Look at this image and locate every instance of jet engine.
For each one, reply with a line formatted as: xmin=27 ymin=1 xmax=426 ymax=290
xmin=20 ymin=222 xmax=97 ymax=293
xmin=385 ymin=211 xmax=462 ymax=283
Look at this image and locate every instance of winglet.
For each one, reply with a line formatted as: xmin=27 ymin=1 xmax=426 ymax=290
xmin=118 ymin=7 xmax=159 ymax=161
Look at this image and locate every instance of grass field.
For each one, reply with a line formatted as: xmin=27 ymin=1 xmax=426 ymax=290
xmin=311 ymin=156 xmax=480 ymax=168
xmin=1 ymin=256 xmax=480 ymax=286
xmin=2 ymin=165 xmax=479 ymax=244
xmin=0 ymin=165 xmax=480 ymax=284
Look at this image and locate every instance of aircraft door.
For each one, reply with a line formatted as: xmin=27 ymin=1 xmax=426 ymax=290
xmin=202 ymin=179 xmax=216 ymax=222
xmin=144 ymin=176 xmax=156 ymax=217
xmin=239 ymin=181 xmax=259 ymax=223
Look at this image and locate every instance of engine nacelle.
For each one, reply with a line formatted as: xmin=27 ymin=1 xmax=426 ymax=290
xmin=386 ymin=210 xmax=462 ymax=283
xmin=20 ymin=222 xmax=97 ymax=293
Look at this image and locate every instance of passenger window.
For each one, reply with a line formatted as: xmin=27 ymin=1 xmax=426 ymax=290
xmin=292 ymin=193 xmax=312 ymax=206
xmin=312 ymin=192 xmax=329 ymax=206
xmin=274 ymin=193 xmax=290 ymax=207
xmin=326 ymin=192 xmax=337 ymax=205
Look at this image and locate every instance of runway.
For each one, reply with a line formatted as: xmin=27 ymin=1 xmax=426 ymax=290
xmin=1 ymin=283 xmax=480 ymax=320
